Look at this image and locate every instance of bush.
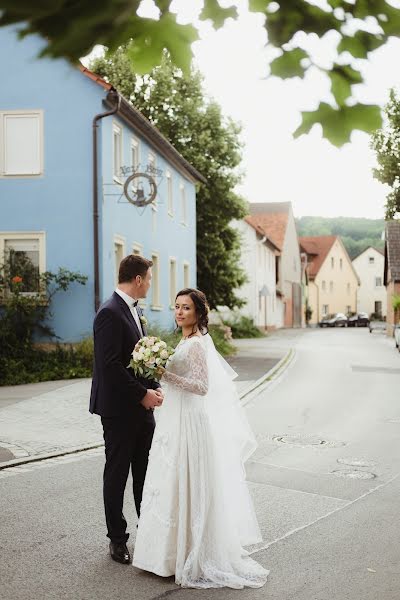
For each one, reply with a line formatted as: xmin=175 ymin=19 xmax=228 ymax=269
xmin=222 ymin=315 xmax=264 ymax=339
xmin=0 ymin=339 xmax=94 ymax=386
xmin=148 ymin=322 xmax=236 ymax=356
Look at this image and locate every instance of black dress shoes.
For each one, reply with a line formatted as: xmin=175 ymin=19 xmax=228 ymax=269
xmin=109 ymin=542 xmax=131 ymax=564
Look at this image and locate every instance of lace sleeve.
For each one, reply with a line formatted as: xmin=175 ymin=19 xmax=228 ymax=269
xmin=161 ymin=339 xmax=209 ymax=396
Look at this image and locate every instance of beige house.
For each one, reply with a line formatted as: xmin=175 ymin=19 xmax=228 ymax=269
xmin=231 ymin=218 xmax=281 ymax=329
xmin=384 ymin=221 xmax=400 ymax=335
xmin=300 ymin=235 xmax=359 ymax=324
xmin=246 ymin=202 xmax=302 ymax=327
xmin=352 ymin=246 xmax=386 ymax=318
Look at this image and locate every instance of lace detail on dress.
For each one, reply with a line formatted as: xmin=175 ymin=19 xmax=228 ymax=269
xmin=161 ymin=338 xmax=208 ymax=396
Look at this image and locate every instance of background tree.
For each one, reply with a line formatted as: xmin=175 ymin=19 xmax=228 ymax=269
xmin=91 ymin=49 xmax=247 ymax=308
xmin=296 ymin=216 xmax=385 ymax=258
xmin=2 ymin=1 xmax=400 ymax=145
xmin=371 ymin=89 xmax=400 ymax=219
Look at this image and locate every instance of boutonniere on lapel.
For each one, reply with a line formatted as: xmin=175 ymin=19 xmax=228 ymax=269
xmin=140 ymin=315 xmax=148 ymax=327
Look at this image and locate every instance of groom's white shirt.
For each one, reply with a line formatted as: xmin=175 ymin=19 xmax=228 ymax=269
xmin=115 ymin=288 xmax=143 ymax=336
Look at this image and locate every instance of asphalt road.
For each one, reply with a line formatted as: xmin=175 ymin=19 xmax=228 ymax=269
xmin=1 ymin=328 xmax=400 ymax=600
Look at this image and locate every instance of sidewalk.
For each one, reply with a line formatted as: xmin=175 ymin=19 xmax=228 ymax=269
xmin=0 ymin=333 xmax=293 ymax=467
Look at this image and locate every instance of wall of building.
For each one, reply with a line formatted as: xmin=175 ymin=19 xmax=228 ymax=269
xmin=352 ymin=248 xmax=386 ymax=317
xmin=314 ymin=239 xmax=359 ymax=321
xmin=0 ymin=26 xmax=105 ymax=341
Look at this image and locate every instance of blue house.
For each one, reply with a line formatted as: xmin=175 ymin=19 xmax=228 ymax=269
xmin=0 ymin=26 xmax=204 ymax=342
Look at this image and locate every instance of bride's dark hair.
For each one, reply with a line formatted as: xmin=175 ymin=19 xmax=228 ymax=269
xmin=175 ymin=288 xmax=209 ymax=337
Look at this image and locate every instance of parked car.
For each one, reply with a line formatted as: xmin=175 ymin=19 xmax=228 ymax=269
xmin=369 ymin=320 xmax=386 ymax=333
xmin=394 ymin=325 xmax=400 ymax=351
xmin=347 ymin=312 xmax=370 ymax=327
xmin=318 ymin=313 xmax=348 ymax=327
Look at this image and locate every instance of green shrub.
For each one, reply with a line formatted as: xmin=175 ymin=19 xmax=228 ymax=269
xmin=0 ymin=341 xmax=93 ymax=386
xmin=223 ymin=315 xmax=264 ymax=339
xmin=148 ymin=322 xmax=236 ymax=356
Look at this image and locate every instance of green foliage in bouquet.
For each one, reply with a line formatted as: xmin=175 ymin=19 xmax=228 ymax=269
xmin=129 ymin=336 xmax=175 ymax=381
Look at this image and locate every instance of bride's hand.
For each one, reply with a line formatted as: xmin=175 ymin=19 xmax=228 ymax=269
xmin=156 ymin=366 xmax=166 ymax=377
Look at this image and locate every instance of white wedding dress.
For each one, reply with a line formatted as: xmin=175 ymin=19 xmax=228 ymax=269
xmin=132 ymin=333 xmax=269 ymax=589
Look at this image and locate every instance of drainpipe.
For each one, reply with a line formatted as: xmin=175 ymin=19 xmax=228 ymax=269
xmin=92 ymin=92 xmax=121 ymax=312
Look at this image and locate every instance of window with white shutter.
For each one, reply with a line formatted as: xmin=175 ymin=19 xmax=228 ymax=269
xmin=0 ymin=111 xmax=43 ymax=176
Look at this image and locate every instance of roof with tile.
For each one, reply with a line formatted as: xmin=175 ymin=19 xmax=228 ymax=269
xmin=246 ymin=202 xmax=292 ymax=251
xmin=384 ymin=221 xmax=400 ymax=283
xmin=299 ymin=235 xmax=337 ymax=279
xmin=243 ymin=217 xmax=281 ymax=253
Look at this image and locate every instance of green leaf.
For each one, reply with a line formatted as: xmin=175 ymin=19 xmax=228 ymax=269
xmin=329 ymin=71 xmax=351 ymax=106
xmin=294 ymin=102 xmax=382 ymax=147
xmin=338 ymin=31 xmax=385 ymax=59
xmin=126 ymin=14 xmax=198 ymax=74
xmin=200 ymin=0 xmax=238 ymax=30
xmin=248 ymin=0 xmax=275 ymax=12
xmin=270 ymin=48 xmax=309 ymax=79
xmin=328 ymin=64 xmax=362 ymax=106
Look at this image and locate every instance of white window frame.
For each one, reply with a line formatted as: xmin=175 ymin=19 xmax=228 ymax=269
xmin=130 ymin=136 xmax=140 ymax=192
xmin=0 ymin=231 xmax=46 ymax=296
xmin=331 ymin=257 xmax=334 ymax=268
xmin=169 ymin=257 xmax=177 ymax=309
xmin=151 ymin=252 xmax=162 ymax=310
xmin=322 ymin=280 xmax=326 ymax=291
xmin=375 ymin=276 xmax=382 ymax=287
xmin=329 ymin=281 xmax=333 ymax=293
xmin=148 ymin=152 xmax=158 ymax=211
xmin=114 ymin=235 xmax=125 ymax=287
xmin=180 ymin=181 xmax=187 ymax=225
xmin=132 ymin=242 xmax=143 ymax=256
xmin=166 ymin=170 xmax=174 ymax=216
xmin=322 ymin=304 xmax=329 ymax=315
xmin=112 ymin=122 xmax=123 ymax=184
xmin=183 ymin=261 xmax=190 ymax=288
xmin=0 ymin=110 xmax=44 ymax=178
xmin=369 ymin=256 xmax=375 ymax=265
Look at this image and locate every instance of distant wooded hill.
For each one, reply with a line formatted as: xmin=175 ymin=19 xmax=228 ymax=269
xmin=296 ymin=216 xmax=385 ymax=260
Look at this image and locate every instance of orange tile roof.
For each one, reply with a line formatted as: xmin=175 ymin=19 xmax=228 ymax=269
xmin=79 ymin=64 xmax=114 ymax=91
xmin=299 ymin=235 xmax=337 ymax=279
xmin=244 ymin=217 xmax=280 ymax=252
xmin=246 ymin=203 xmax=291 ymax=250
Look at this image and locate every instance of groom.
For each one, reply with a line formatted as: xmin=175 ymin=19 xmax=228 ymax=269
xmin=90 ymin=254 xmax=164 ymax=564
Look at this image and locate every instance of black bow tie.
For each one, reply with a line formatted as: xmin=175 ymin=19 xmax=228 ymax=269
xmin=132 ymin=300 xmax=138 ymax=307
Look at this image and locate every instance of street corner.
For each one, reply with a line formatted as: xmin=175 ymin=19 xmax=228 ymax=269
xmin=0 ymin=441 xmax=30 ymax=463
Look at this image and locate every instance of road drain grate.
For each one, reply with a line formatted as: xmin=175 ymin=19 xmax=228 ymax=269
xmin=332 ymin=469 xmax=376 ymax=480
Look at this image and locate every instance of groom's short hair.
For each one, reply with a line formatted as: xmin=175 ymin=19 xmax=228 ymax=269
xmin=119 ymin=254 xmax=153 ymax=283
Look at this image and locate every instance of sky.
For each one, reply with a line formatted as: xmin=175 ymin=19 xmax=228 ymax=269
xmin=88 ymin=1 xmax=400 ymax=220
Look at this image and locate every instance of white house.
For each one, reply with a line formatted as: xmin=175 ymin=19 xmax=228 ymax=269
xmin=232 ymin=218 xmax=281 ymax=329
xmin=352 ymin=246 xmax=386 ymax=318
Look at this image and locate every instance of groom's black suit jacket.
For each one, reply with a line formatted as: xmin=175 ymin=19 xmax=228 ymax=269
xmin=89 ymin=292 xmax=160 ymax=419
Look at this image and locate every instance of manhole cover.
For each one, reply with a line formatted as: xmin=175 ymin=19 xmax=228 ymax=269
xmin=274 ymin=435 xmax=326 ymax=446
xmin=332 ymin=469 xmax=376 ymax=480
xmin=337 ymin=458 xmax=376 ymax=468
xmin=273 ymin=435 xmax=345 ymax=448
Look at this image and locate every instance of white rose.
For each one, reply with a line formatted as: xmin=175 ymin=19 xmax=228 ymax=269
xmin=145 ymin=338 xmax=153 ymax=347
xmin=152 ymin=344 xmax=160 ymax=352
xmin=159 ymin=341 xmax=167 ymax=349
xmin=148 ymin=357 xmax=156 ymax=364
xmin=160 ymin=349 xmax=169 ymax=359
xmin=155 ymin=358 xmax=162 ymax=365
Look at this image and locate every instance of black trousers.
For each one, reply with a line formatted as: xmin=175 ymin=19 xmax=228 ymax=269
xmin=101 ymin=413 xmax=155 ymax=544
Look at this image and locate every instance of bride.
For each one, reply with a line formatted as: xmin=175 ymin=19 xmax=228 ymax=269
xmin=132 ymin=288 xmax=269 ymax=589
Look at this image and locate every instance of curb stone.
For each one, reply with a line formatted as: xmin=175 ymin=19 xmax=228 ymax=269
xmin=0 ymin=348 xmax=294 ymax=471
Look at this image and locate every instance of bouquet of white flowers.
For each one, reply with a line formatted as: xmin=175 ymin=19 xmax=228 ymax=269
xmin=129 ymin=336 xmax=175 ymax=380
